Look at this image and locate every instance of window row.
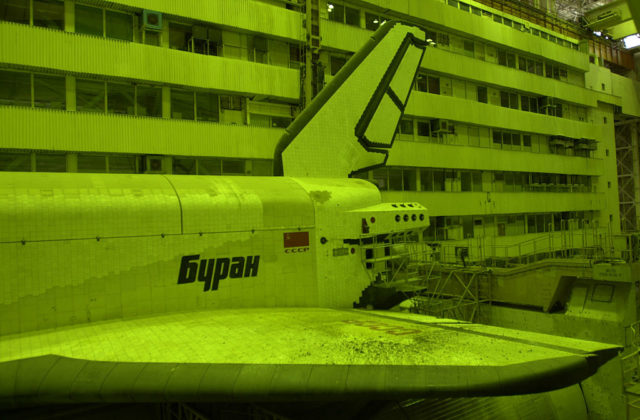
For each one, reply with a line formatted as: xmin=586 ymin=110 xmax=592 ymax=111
xmin=418 ymin=28 xmax=583 ymax=87
xmin=0 ymin=69 xmax=294 ymax=127
xmin=357 ymin=167 xmax=596 ymax=193
xmin=395 ymin=119 xmax=596 ymax=158
xmin=0 ymin=1 xmax=302 ymax=68
xmin=445 ymin=0 xmax=579 ymax=50
xmin=413 ymin=71 xmax=587 ymax=122
xmin=0 ymin=150 xmax=274 ymax=176
xmin=497 ymin=49 xmax=569 ymax=82
xmin=424 ymin=211 xmax=596 ymax=241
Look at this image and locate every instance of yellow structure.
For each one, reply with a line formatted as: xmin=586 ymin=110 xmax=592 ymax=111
xmin=0 ymin=0 xmax=638 ymax=263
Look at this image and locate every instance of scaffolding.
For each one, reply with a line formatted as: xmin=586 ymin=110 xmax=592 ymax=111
xmin=411 ymin=266 xmax=492 ymax=323
xmin=616 ymin=118 xmax=640 ymax=233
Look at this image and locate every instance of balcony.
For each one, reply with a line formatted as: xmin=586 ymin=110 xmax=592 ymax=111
xmin=0 ymin=106 xmax=282 ymax=158
xmin=0 ymin=22 xmax=300 ymax=101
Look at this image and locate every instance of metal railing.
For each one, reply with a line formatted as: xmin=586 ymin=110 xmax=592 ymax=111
xmin=423 ymin=226 xmax=613 ymax=267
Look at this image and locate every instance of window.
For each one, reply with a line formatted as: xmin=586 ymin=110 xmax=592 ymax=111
xmin=75 ymin=5 xmax=133 ymax=41
xmin=109 ymin=155 xmax=138 ymax=173
xmin=197 ymin=92 xmax=220 ymax=122
xmin=36 ymin=153 xmax=66 ymax=172
xmin=78 ymin=154 xmax=107 ymax=173
xmin=76 ymin=4 xmax=103 ymax=36
xmin=420 ymin=170 xmax=433 ymax=191
xmin=33 ymin=73 xmax=65 ymax=110
xmin=523 ymin=135 xmax=531 ymax=148
xmin=105 ymin=10 xmax=133 ymax=41
xmin=0 ymin=70 xmax=31 ymax=106
xmin=328 ymin=3 xmax=345 ymax=23
xmin=169 ymin=23 xmax=191 ymax=51
xmin=136 ymin=85 xmax=162 ymax=117
xmin=0 ymin=151 xmax=31 ymax=171
xmin=472 ymin=172 xmax=482 ymax=191
xmin=76 ymin=79 xmax=105 ymax=113
xmin=460 ymin=2 xmax=470 ymax=12
xmin=506 ymin=53 xmax=516 ymax=68
xmin=173 ymin=158 xmax=196 ymax=175
xmin=503 ymin=18 xmax=512 ymax=27
xmin=535 ymin=61 xmax=543 ymax=76
xmin=521 ymin=95 xmax=530 ymax=112
xmin=433 ymin=170 xmax=445 ymax=191
xmin=461 ymin=172 xmax=471 ymax=191
xmin=428 ymin=76 xmax=440 ymax=94
xmin=197 ymin=158 xmax=221 ymax=175
xmin=498 ymin=50 xmax=506 ymax=66
xmin=500 ymin=91 xmax=509 ymax=108
xmin=0 ymin=0 xmax=29 ymax=25
xmin=493 ymin=130 xmax=502 ymax=147
xmin=107 ymin=82 xmax=134 ymax=115
xmin=415 ymin=73 xmax=428 ymax=92
xmin=330 ymin=56 xmax=347 ymax=75
xmin=220 ymin=95 xmax=242 ymax=111
xmin=328 ymin=2 xmax=359 ymax=27
xmin=171 ymin=89 xmax=195 ymax=120
xmin=502 ymin=132 xmax=511 ymax=147
xmin=388 ymin=169 xmax=402 ymax=190
xmin=463 ymin=40 xmax=474 ymax=57
xmin=403 ymin=169 xmax=416 ymax=190
xmin=509 ymin=93 xmax=518 ymax=109
xmin=417 ymin=121 xmax=430 ymax=137
xmin=372 ymin=168 xmax=387 ymax=190
xmin=477 ymin=86 xmax=487 ymax=103
xmin=437 ymin=32 xmax=449 ymax=47
xmin=399 ymin=119 xmax=413 ymax=135
xmin=33 ymin=0 xmax=64 ymax=30
xmin=472 ymin=6 xmax=482 ymax=16
xmin=365 ymin=12 xmax=384 ymax=31
xmin=222 ymin=159 xmax=245 ymax=175
xmin=448 ymin=0 xmax=458 ymax=7
xmin=345 ymin=6 xmax=359 ymax=26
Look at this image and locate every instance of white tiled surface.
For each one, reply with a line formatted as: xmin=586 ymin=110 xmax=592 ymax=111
xmin=0 ymin=308 xmax=616 ymax=366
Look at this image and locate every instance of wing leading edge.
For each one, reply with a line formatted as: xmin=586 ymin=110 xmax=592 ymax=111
xmin=0 ymin=308 xmax=620 ymax=407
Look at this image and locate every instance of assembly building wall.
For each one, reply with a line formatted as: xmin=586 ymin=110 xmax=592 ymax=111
xmin=1 ymin=0 xmax=638 ymax=252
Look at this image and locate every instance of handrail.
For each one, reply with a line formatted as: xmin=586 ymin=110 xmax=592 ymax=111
xmin=423 ymin=226 xmax=613 ymax=266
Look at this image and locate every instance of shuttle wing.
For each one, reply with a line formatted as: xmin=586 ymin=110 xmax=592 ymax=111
xmin=0 ymin=308 xmax=619 ymax=407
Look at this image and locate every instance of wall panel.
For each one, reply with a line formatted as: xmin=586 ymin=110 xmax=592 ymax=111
xmin=388 ymin=141 xmax=603 ymax=176
xmin=0 ymin=106 xmax=282 ymax=158
xmin=0 ymin=23 xmax=300 ymax=100
xmin=110 ymin=0 xmax=304 ymax=41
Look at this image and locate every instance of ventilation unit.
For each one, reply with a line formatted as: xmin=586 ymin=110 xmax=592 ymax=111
xmin=145 ymin=156 xmax=164 ymax=173
xmin=430 ymin=119 xmax=450 ymax=134
xmin=143 ymin=10 xmax=163 ymax=31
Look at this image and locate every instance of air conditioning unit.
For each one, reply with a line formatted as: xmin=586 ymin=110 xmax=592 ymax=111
xmin=145 ymin=156 xmax=164 ymax=173
xmin=142 ymin=10 xmax=163 ymax=31
xmin=430 ymin=119 xmax=450 ymax=133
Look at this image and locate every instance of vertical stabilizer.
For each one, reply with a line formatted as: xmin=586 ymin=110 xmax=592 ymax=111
xmin=274 ymin=22 xmax=428 ymax=177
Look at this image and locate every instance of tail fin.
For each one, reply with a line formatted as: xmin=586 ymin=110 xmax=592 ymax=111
xmin=274 ymin=22 xmax=428 ymax=177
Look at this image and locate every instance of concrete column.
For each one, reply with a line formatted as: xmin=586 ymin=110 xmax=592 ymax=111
xmin=64 ymin=0 xmax=75 ymax=32
xmin=161 ymin=18 xmax=170 ymax=48
xmin=162 ymin=86 xmax=171 ymax=119
xmin=65 ymin=76 xmax=76 ymax=111
xmin=66 ymin=153 xmax=78 ymax=172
